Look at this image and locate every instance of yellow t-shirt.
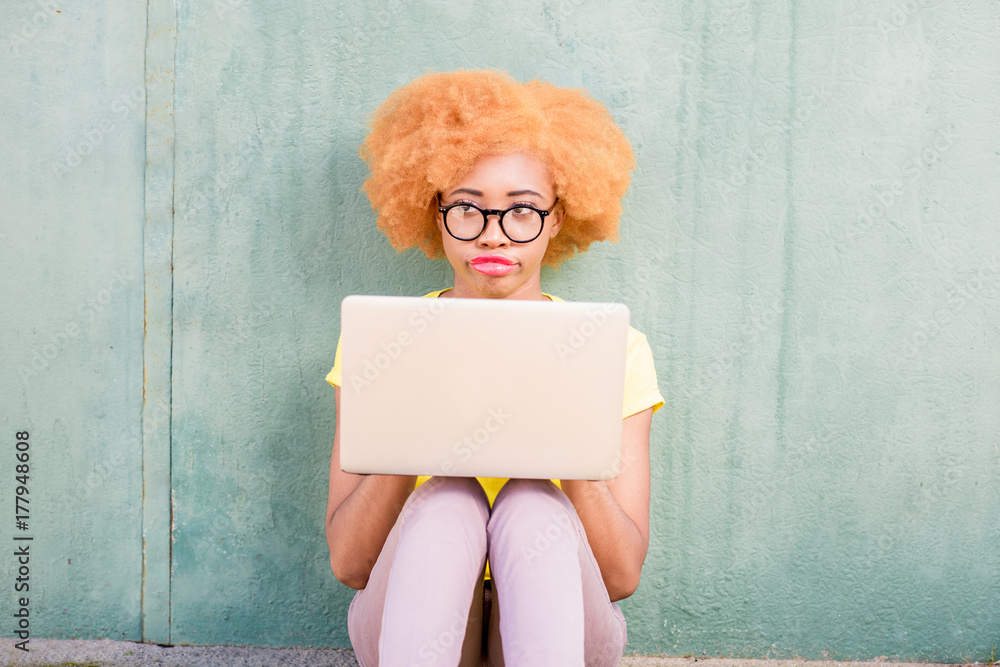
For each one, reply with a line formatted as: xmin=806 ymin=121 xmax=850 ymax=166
xmin=325 ymin=288 xmax=665 ymax=505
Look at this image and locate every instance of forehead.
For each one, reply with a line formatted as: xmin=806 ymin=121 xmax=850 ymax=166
xmin=448 ymin=152 xmax=554 ymax=197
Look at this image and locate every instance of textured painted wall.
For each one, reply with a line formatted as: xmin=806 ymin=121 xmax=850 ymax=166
xmin=2 ymin=0 xmax=999 ymax=660
xmin=0 ymin=0 xmax=147 ymax=641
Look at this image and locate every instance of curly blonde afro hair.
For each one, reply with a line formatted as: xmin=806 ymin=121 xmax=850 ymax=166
xmin=360 ymin=69 xmax=635 ymax=266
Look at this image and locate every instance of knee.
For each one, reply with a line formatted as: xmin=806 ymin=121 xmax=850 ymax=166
xmin=493 ymin=478 xmax=571 ymax=515
xmin=489 ymin=479 xmax=579 ymax=546
xmin=400 ymin=476 xmax=490 ymax=537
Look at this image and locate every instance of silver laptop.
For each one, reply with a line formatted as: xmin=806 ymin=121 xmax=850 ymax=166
xmin=339 ymin=295 xmax=629 ymax=480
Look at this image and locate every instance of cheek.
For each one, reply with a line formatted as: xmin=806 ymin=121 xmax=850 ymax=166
xmin=522 ymin=241 xmax=549 ymax=266
xmin=439 ymin=235 xmax=465 ymax=265
xmin=435 ymin=216 xmax=453 ymax=250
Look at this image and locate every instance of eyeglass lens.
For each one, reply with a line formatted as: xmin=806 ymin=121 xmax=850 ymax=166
xmin=446 ymin=205 xmax=544 ymax=242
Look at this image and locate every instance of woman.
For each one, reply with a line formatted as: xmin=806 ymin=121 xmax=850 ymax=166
xmin=325 ymin=69 xmax=664 ymax=666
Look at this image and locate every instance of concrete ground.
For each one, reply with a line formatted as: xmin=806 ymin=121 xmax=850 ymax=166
xmin=0 ymin=640 xmax=965 ymax=667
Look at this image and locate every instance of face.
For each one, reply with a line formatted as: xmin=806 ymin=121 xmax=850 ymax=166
xmin=436 ymin=152 xmax=563 ymax=300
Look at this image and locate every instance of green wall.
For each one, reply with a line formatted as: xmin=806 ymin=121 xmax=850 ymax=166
xmin=2 ymin=0 xmax=998 ymax=660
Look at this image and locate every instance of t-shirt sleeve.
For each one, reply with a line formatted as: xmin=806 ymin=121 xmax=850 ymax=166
xmin=325 ymin=335 xmax=343 ymax=388
xmin=622 ymin=327 xmax=664 ymax=418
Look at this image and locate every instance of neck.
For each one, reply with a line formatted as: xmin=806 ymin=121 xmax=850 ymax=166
xmin=443 ymin=274 xmax=549 ymax=301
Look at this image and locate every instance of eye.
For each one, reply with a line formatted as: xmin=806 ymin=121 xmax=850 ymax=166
xmin=450 ymin=201 xmax=479 ymax=213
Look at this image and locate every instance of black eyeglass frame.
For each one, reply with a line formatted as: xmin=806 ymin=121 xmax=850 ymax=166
xmin=437 ymin=196 xmax=559 ymax=244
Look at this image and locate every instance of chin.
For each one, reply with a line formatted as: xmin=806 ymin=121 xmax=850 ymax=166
xmin=475 ymin=282 xmax=516 ymax=299
xmin=468 ymin=274 xmax=520 ymax=299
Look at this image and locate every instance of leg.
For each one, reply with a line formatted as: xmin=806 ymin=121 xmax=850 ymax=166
xmin=347 ymin=476 xmax=489 ymax=666
xmin=485 ymin=479 xmax=627 ymax=667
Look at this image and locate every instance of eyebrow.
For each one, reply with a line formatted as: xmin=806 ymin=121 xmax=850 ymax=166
xmin=447 ymin=188 xmax=545 ymax=198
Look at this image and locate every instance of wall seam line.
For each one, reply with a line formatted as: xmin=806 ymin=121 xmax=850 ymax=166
xmin=141 ymin=0 xmax=176 ymax=646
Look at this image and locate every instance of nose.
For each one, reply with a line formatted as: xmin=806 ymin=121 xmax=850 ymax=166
xmin=477 ymin=212 xmax=510 ymax=248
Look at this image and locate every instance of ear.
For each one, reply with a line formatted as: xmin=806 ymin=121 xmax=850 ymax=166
xmin=432 ymin=194 xmax=446 ymax=234
xmin=548 ymin=201 xmax=565 ymax=238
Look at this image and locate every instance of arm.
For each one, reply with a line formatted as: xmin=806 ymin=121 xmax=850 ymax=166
xmin=325 ymin=386 xmax=418 ymax=589
xmin=559 ymin=406 xmax=653 ymax=602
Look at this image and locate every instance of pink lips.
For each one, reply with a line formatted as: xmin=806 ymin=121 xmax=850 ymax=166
xmin=470 ymin=254 xmax=517 ymax=276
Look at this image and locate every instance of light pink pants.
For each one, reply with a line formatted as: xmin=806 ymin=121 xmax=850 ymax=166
xmin=347 ymin=477 xmax=627 ymax=666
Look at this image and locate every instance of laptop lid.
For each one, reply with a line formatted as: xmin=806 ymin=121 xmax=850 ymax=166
xmin=339 ymin=294 xmax=629 ymax=480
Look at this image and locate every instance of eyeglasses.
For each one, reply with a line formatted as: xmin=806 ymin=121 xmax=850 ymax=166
xmin=438 ymin=197 xmax=559 ymax=243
